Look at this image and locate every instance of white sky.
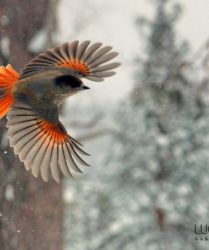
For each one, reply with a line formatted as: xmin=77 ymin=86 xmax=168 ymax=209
xmin=58 ymin=0 xmax=209 ymax=104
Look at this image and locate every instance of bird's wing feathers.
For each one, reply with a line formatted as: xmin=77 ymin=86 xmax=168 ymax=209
xmin=6 ymin=101 xmax=89 ymax=182
xmin=20 ymin=41 xmax=121 ymax=81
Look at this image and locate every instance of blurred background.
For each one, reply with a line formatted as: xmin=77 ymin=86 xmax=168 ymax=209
xmin=1 ymin=0 xmax=209 ymax=249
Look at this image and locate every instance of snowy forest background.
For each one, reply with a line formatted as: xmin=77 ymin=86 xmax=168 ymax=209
xmin=1 ymin=0 xmax=209 ymax=249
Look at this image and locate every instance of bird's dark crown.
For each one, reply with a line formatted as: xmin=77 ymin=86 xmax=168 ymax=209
xmin=55 ymin=74 xmax=82 ymax=89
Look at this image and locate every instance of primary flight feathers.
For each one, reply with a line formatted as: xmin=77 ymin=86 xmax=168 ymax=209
xmin=6 ymin=102 xmax=90 ymax=182
xmin=21 ymin=41 xmax=121 ymax=81
xmin=0 ymin=40 xmax=120 ymax=182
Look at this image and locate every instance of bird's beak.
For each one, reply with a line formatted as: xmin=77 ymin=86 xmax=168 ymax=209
xmin=80 ymin=85 xmax=90 ymax=90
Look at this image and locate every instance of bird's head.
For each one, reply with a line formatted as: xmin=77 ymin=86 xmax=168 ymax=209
xmin=53 ymin=74 xmax=90 ymax=98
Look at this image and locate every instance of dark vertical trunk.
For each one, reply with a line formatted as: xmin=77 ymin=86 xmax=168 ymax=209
xmin=0 ymin=1 xmax=63 ymax=249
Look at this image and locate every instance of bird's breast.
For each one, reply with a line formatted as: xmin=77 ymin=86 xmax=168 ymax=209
xmin=13 ymin=77 xmax=55 ymax=107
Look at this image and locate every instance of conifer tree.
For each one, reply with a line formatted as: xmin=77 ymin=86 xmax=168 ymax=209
xmin=65 ymin=1 xmax=209 ymax=249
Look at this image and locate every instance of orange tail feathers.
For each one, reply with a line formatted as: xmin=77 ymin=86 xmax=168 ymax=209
xmin=0 ymin=64 xmax=19 ymax=119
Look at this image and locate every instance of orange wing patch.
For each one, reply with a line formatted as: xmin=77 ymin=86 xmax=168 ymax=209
xmin=39 ymin=120 xmax=68 ymax=144
xmin=20 ymin=41 xmax=121 ymax=81
xmin=58 ymin=60 xmax=89 ymax=76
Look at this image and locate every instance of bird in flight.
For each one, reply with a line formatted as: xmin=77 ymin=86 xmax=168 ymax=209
xmin=0 ymin=41 xmax=120 ymax=182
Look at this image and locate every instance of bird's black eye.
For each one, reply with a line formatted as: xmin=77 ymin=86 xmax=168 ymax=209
xmin=55 ymin=75 xmax=82 ymax=88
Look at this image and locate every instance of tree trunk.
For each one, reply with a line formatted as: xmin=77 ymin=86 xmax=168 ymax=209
xmin=0 ymin=1 xmax=63 ymax=249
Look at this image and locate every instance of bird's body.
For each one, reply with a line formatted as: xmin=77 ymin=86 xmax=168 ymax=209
xmin=13 ymin=68 xmax=76 ymax=107
xmin=0 ymin=41 xmax=120 ymax=182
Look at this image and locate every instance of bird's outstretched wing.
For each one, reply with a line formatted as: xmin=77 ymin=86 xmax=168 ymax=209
xmin=6 ymin=101 xmax=89 ymax=182
xmin=20 ymin=41 xmax=121 ymax=82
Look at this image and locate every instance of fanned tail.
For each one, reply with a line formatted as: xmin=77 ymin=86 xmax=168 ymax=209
xmin=0 ymin=64 xmax=19 ymax=119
